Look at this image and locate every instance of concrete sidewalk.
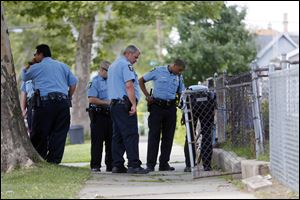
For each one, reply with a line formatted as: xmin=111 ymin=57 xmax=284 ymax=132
xmin=75 ymin=136 xmax=256 ymax=199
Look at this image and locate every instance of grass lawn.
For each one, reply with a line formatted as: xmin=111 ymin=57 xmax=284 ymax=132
xmin=1 ymin=162 xmax=91 ymax=199
xmin=62 ymin=140 xmax=91 ymax=163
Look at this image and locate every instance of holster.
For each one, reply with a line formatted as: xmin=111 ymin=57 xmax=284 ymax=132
xmin=123 ymin=95 xmax=132 ymax=112
xmin=32 ymin=89 xmax=41 ymax=108
xmin=88 ymin=110 xmax=96 ymax=123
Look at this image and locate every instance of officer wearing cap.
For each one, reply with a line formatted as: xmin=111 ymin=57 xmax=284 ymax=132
xmin=20 ymin=79 xmax=35 ymax=136
xmin=139 ymin=59 xmax=186 ymax=172
xmin=107 ymin=45 xmax=148 ymax=174
xmin=22 ymin=44 xmax=78 ymax=164
xmin=87 ymin=61 xmax=112 ymax=172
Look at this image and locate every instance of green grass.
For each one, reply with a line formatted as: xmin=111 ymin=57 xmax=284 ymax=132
xmin=220 ymin=141 xmax=256 ymax=159
xmin=174 ymin=110 xmax=186 ymax=147
xmin=62 ymin=140 xmax=91 ymax=163
xmin=1 ymin=162 xmax=91 ymax=199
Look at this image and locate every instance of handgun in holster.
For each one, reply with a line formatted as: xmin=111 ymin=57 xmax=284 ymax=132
xmin=86 ymin=105 xmax=95 ymax=122
xmin=147 ymin=88 xmax=153 ymax=112
xmin=32 ymin=89 xmax=41 ymax=108
xmin=123 ymin=95 xmax=132 ymax=112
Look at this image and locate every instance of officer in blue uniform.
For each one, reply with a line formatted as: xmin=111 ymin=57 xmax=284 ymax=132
xmin=20 ymin=79 xmax=35 ymax=136
xmin=22 ymin=44 xmax=78 ymax=164
xmin=107 ymin=45 xmax=148 ymax=174
xmin=87 ymin=61 xmax=112 ymax=172
xmin=139 ymin=59 xmax=186 ymax=172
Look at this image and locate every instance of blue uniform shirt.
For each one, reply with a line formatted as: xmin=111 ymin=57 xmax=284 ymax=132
xmin=143 ymin=66 xmax=185 ymax=100
xmin=21 ymin=80 xmax=35 ymax=99
xmin=87 ymin=75 xmax=109 ymax=100
xmin=107 ymin=56 xmax=140 ymax=101
xmin=21 ymin=57 xmax=78 ymax=97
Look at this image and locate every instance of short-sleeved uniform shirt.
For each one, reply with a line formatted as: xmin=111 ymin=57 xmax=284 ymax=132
xmin=107 ymin=56 xmax=140 ymax=101
xmin=87 ymin=75 xmax=109 ymax=100
xmin=22 ymin=57 xmax=78 ymax=97
xmin=143 ymin=66 xmax=185 ymax=100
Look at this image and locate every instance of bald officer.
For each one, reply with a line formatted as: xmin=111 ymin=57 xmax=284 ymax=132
xmin=107 ymin=45 xmax=148 ymax=174
xmin=139 ymin=59 xmax=186 ymax=172
xmin=22 ymin=44 xmax=78 ymax=164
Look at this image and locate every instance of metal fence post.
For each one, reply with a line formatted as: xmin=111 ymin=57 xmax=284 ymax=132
xmin=251 ymin=60 xmax=265 ymax=159
xmin=222 ymin=70 xmax=227 ymax=143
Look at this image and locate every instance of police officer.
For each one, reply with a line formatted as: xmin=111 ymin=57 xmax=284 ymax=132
xmin=20 ymin=79 xmax=35 ymax=136
xmin=87 ymin=61 xmax=113 ymax=172
xmin=107 ymin=45 xmax=148 ymax=174
xmin=22 ymin=44 xmax=78 ymax=164
xmin=183 ymin=85 xmax=216 ymax=172
xmin=139 ymin=59 xmax=186 ymax=172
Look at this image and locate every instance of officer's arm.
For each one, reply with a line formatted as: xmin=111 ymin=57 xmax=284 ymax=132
xmin=125 ymin=80 xmax=136 ymax=107
xmin=138 ymin=77 xmax=150 ymax=98
xmin=88 ymin=97 xmax=110 ymax=106
xmin=68 ymin=85 xmax=76 ymax=97
xmin=20 ymin=91 xmax=27 ymax=117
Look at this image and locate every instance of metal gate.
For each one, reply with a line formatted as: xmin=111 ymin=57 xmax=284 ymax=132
xmin=182 ymin=86 xmax=243 ymax=178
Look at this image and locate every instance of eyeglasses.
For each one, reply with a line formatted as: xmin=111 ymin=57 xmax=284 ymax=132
xmin=101 ymin=68 xmax=108 ymax=72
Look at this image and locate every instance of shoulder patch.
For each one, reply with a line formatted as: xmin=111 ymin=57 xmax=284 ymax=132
xmin=128 ymin=64 xmax=134 ymax=71
xmin=88 ymin=81 xmax=92 ymax=89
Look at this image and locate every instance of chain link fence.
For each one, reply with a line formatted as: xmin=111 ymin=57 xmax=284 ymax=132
xmin=269 ymin=63 xmax=299 ymax=192
xmin=182 ymin=55 xmax=298 ymax=184
xmin=182 ymin=86 xmax=244 ymax=178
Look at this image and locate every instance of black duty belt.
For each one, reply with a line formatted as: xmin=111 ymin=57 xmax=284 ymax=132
xmin=40 ymin=92 xmax=69 ymax=101
xmin=111 ymin=99 xmax=127 ymax=105
xmin=153 ymin=98 xmax=176 ymax=107
xmin=87 ymin=104 xmax=110 ymax=115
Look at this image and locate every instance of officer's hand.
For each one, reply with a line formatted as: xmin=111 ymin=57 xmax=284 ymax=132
xmin=146 ymin=96 xmax=154 ymax=105
xmin=25 ymin=58 xmax=37 ymax=69
xmin=180 ymin=115 xmax=185 ymax=125
xmin=129 ymin=105 xmax=137 ymax=116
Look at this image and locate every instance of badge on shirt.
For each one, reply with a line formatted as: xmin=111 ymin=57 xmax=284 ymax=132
xmin=128 ymin=64 xmax=134 ymax=71
xmin=88 ymin=81 xmax=92 ymax=89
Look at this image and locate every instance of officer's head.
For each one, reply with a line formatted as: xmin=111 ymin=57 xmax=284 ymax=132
xmin=34 ymin=44 xmax=51 ymax=63
xmin=99 ymin=60 xmax=111 ymax=79
xmin=171 ymin=59 xmax=186 ymax=75
xmin=123 ymin=45 xmax=140 ymax=64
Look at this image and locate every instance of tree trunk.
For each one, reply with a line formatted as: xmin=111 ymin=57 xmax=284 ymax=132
xmin=1 ymin=2 xmax=41 ymax=173
xmin=71 ymin=15 xmax=95 ymax=133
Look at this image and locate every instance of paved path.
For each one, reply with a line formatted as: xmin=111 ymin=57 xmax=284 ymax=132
xmin=65 ymin=136 xmax=256 ymax=199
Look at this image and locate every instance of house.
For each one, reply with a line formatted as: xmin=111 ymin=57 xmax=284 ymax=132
xmin=254 ymin=14 xmax=299 ymax=67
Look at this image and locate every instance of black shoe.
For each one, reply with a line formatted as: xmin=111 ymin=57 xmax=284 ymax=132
xmin=159 ymin=165 xmax=175 ymax=171
xmin=106 ymin=166 xmax=112 ymax=172
xmin=127 ymin=166 xmax=149 ymax=174
xmin=112 ymin=166 xmax=127 ymax=173
xmin=184 ymin=167 xmax=191 ymax=172
xmin=146 ymin=167 xmax=155 ymax=172
xmin=91 ymin=168 xmax=101 ymax=172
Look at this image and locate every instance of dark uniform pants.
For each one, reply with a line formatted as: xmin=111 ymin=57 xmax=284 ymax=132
xmin=31 ymin=99 xmax=70 ymax=164
xmin=89 ymin=112 xmax=113 ymax=169
xmin=110 ymin=104 xmax=142 ymax=168
xmin=184 ymin=102 xmax=214 ymax=169
xmin=147 ymin=104 xmax=177 ymax=168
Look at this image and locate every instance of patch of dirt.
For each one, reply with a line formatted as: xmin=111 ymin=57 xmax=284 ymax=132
xmin=254 ymin=179 xmax=299 ymax=199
